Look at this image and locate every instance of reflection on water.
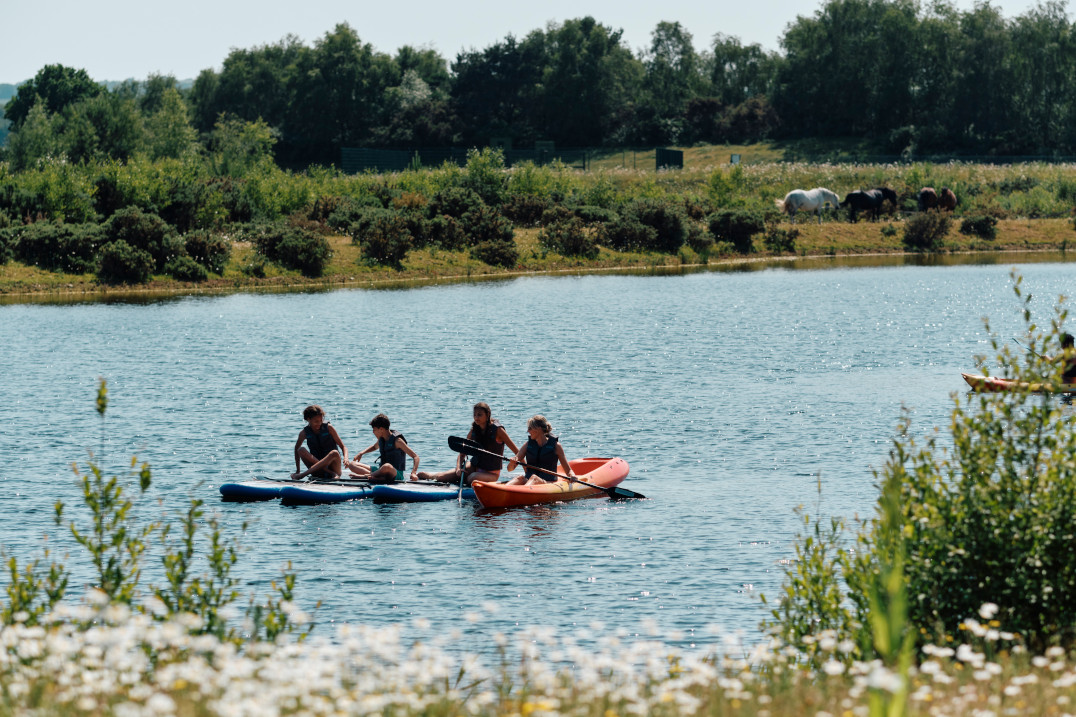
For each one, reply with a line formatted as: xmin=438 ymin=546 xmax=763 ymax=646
xmin=1 ymin=258 xmax=1074 ymax=654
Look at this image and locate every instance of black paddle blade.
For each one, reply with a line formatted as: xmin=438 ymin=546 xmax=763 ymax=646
xmin=448 ymin=435 xmax=480 ymax=455
xmin=607 ymin=486 xmax=645 ymax=500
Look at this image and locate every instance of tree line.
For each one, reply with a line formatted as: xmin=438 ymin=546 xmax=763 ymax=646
xmin=2 ymin=0 xmax=1075 ymax=170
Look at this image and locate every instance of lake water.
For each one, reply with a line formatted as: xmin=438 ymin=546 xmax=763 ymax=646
xmin=1 ymin=255 xmax=1073 ymax=654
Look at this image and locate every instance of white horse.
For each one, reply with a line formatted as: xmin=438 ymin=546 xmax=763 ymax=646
xmin=775 ymin=188 xmax=841 ymax=224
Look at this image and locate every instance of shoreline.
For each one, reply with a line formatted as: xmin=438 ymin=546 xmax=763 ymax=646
xmin=2 ymin=245 xmax=1073 ymax=305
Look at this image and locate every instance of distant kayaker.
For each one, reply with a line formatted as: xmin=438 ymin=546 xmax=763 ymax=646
xmin=347 ymin=413 xmax=420 ymax=483
xmin=291 ymin=405 xmax=346 ymax=480
xmin=1049 ymin=332 xmax=1076 ymax=384
xmin=417 ymin=402 xmax=520 ymax=486
xmin=504 ymin=415 xmax=576 ymax=486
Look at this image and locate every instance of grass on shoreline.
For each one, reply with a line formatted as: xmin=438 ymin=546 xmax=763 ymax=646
xmin=1 ymin=219 xmax=1072 ymax=302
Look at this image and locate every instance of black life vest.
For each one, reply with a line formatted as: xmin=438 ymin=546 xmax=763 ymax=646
xmin=470 ymin=419 xmax=505 ymax=471
xmin=304 ymin=422 xmax=336 ymax=460
xmin=525 ymin=434 xmax=559 ymax=481
xmin=378 ymin=430 xmax=407 ymax=471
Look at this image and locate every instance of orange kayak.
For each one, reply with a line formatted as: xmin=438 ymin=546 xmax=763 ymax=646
xmin=962 ymin=372 xmax=1076 ymax=394
xmin=472 ymin=457 xmax=630 ymax=508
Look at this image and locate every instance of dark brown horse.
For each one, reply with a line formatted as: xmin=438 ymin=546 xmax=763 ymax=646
xmin=841 ymin=189 xmax=885 ymax=222
xmin=918 ymin=187 xmax=939 ymax=212
xmin=938 ymin=187 xmax=957 ymax=211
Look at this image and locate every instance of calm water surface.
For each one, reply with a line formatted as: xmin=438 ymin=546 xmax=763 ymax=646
xmin=1 ymin=259 xmax=1072 ymax=653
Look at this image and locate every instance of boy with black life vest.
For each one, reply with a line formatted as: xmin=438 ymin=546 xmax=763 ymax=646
xmin=417 ymin=402 xmax=520 ymax=486
xmin=347 ymin=413 xmax=420 ymax=483
xmin=504 ymin=414 xmax=576 ymax=486
xmin=291 ymin=405 xmax=346 ymax=480
xmin=1047 ymin=332 xmax=1076 ymax=384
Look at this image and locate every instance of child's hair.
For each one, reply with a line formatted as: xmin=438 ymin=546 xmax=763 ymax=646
xmin=473 ymin=402 xmax=491 ymax=420
xmin=303 ymin=405 xmax=325 ymax=420
xmin=370 ymin=413 xmax=391 ymax=429
xmin=1063 ymin=332 xmax=1074 ymax=348
xmin=527 ymin=415 xmax=552 ymax=434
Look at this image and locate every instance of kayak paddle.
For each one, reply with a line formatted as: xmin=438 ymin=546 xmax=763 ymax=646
xmin=448 ymin=435 xmax=644 ymax=500
xmin=1012 ymin=337 xmax=1043 ymax=358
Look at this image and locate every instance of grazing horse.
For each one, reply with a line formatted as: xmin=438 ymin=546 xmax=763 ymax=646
xmin=841 ymin=189 xmax=885 ymax=222
xmin=775 ymin=187 xmax=841 ymax=224
xmin=918 ymin=187 xmax=939 ymax=212
xmin=874 ymin=187 xmax=899 ymax=215
xmin=938 ymin=187 xmax=957 ymax=211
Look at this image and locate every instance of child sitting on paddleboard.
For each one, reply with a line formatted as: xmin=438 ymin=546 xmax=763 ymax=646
xmin=291 ymin=405 xmax=347 ymax=480
xmin=347 ymin=413 xmax=420 ymax=483
xmin=504 ymin=415 xmax=576 ymax=486
xmin=417 ymin=402 xmax=520 ymax=486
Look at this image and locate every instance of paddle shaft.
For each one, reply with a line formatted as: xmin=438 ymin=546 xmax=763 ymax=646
xmin=448 ymin=435 xmax=644 ymax=499
xmin=1013 ymin=337 xmax=1042 ymax=358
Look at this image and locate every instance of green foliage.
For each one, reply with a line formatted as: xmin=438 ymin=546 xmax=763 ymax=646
xmin=428 ymin=186 xmax=485 ymax=220
xmin=103 ymin=206 xmax=182 ymax=271
xmin=901 ymin=210 xmax=951 ymax=252
xmin=538 ymin=216 xmax=599 ymax=258
xmin=97 ymin=240 xmax=155 ymax=284
xmin=707 ymin=164 xmax=749 ymax=207
xmin=881 ymin=223 xmax=899 ymax=238
xmin=574 ymin=205 xmax=618 ymax=225
xmin=763 ymin=225 xmax=799 ymax=254
xmin=252 ymin=222 xmax=333 ymax=277
xmin=164 ymin=255 xmax=209 ymax=282
xmin=470 ymin=238 xmax=519 ymax=268
xmin=1 ymin=549 xmax=68 ymax=626
xmin=461 ymin=148 xmax=508 ymax=205
xmin=427 ymin=214 xmax=466 ymax=250
xmin=326 ymin=194 xmax=383 ymax=231
xmin=351 ymin=211 xmax=414 ymax=268
xmin=462 ymin=204 xmax=515 ymax=248
xmin=708 ymin=209 xmax=765 ymax=253
xmin=766 ymin=276 xmax=1076 ymax=658
xmin=12 ymin=221 xmax=103 ymax=273
xmin=501 ymin=192 xmax=553 ymax=226
xmin=619 ymin=198 xmax=688 ymax=253
xmin=959 ymin=215 xmax=999 ymax=240
xmin=604 ymin=215 xmax=658 ymax=251
xmin=210 ymin=116 xmax=278 ymax=177
xmin=3 ymin=64 xmax=103 ymax=130
xmin=183 ymin=231 xmax=231 ymax=274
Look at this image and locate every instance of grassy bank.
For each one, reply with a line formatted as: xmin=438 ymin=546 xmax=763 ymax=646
xmin=2 ymin=218 xmax=1072 ymax=302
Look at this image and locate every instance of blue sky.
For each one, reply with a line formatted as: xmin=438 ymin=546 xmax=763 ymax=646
xmin=2 ymin=0 xmax=1051 ymax=84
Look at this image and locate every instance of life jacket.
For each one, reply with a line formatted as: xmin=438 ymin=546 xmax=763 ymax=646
xmin=304 ymin=422 xmax=336 ymax=460
xmin=304 ymin=422 xmax=336 ymax=478
xmin=378 ymin=430 xmax=407 ymax=471
xmin=525 ymin=434 xmax=559 ymax=481
xmin=1063 ymin=349 xmax=1076 ymax=383
xmin=470 ymin=419 xmax=505 ymax=471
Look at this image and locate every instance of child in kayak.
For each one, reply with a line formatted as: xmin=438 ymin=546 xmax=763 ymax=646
xmin=1049 ymin=332 xmax=1076 ymax=384
xmin=504 ymin=415 xmax=576 ymax=486
xmin=417 ymin=402 xmax=519 ymax=486
xmin=291 ymin=405 xmax=347 ymax=480
xmin=347 ymin=413 xmax=420 ymax=483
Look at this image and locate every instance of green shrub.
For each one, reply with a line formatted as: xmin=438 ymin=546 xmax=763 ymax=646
xmin=252 ymin=222 xmax=332 ymax=277
xmin=103 ymin=206 xmax=183 ymax=272
xmin=959 ymin=215 xmax=998 ymax=240
xmin=501 ymin=193 xmax=553 ymax=226
xmin=183 ymin=231 xmax=231 ymax=274
xmin=97 ymin=240 xmax=155 ymax=284
xmin=708 ymin=209 xmax=766 ymax=253
xmin=538 ymin=217 xmax=599 ymax=259
xmin=0 ymin=227 xmax=14 ymax=264
xmin=164 ymin=255 xmax=209 ymax=282
xmin=461 ymin=147 xmax=507 ymax=205
xmin=428 ymin=186 xmax=485 ymax=220
xmin=470 ymin=238 xmax=518 ymax=268
xmin=881 ymin=223 xmax=899 ymax=238
xmin=765 ymin=277 xmax=1076 ymax=656
xmin=574 ymin=205 xmax=618 ymax=225
xmin=621 ymin=199 xmax=688 ymax=253
xmin=763 ymin=225 xmax=799 ymax=254
xmin=538 ymin=205 xmax=575 ymax=227
xmin=604 ymin=216 xmax=658 ymax=252
xmin=428 ymin=214 xmax=467 ymax=250
xmin=351 ymin=212 xmax=413 ymax=268
xmin=462 ymin=205 xmax=514 ymax=247
xmin=326 ymin=194 xmax=384 ymax=231
xmin=902 ymin=210 xmax=951 ymax=251
xmin=13 ymin=221 xmax=104 ymax=273
xmin=685 ymin=222 xmax=713 ymax=254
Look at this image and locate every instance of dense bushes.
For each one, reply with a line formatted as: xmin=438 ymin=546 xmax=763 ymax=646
xmin=251 ymin=222 xmax=332 ymax=277
xmin=349 ymin=210 xmax=414 ymax=268
xmin=539 ymin=216 xmax=599 ymax=259
xmin=183 ymin=231 xmax=231 ymax=274
xmin=959 ymin=214 xmax=998 ymax=240
xmin=902 ymin=210 xmax=951 ymax=251
xmin=97 ymin=240 xmax=155 ymax=284
xmin=708 ymin=210 xmax=766 ymax=253
xmin=11 ymin=221 xmax=104 ymax=273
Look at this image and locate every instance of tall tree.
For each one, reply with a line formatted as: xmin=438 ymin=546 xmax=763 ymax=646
xmin=451 ymin=35 xmax=546 ymax=146
xmin=639 ymin=21 xmax=704 ymax=143
xmin=4 ymin=64 xmax=103 ymax=129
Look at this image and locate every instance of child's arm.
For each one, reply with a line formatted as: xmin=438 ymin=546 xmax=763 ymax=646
xmin=352 ymin=442 xmax=377 ymax=462
xmin=327 ymin=425 xmax=347 ymax=462
xmin=497 ymin=427 xmax=520 ymax=457
xmin=294 ymin=431 xmax=306 ymax=471
xmin=398 ymin=438 xmax=420 ymax=477
xmin=556 ymin=443 xmax=575 ymax=478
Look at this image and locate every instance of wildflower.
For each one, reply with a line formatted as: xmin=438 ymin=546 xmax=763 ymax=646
xmin=979 ymin=603 xmax=999 ymax=620
xmin=822 ymin=660 xmax=845 ymax=676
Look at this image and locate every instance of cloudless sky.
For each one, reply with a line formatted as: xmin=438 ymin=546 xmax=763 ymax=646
xmin=2 ymin=0 xmax=1053 ymax=85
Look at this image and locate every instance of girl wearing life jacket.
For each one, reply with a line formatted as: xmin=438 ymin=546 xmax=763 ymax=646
xmin=417 ymin=402 xmax=519 ymax=485
xmin=505 ymin=415 xmax=576 ymax=486
xmin=291 ymin=405 xmax=346 ymax=480
xmin=347 ymin=413 xmax=420 ymax=483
